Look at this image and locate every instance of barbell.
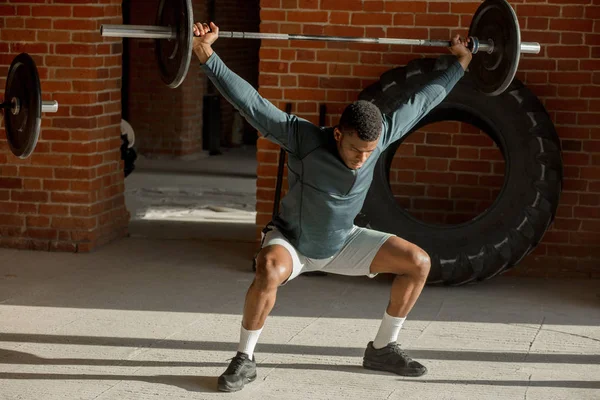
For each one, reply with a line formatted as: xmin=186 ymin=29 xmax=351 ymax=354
xmin=101 ymin=0 xmax=541 ymax=96
xmin=1 ymin=53 xmax=59 ymax=159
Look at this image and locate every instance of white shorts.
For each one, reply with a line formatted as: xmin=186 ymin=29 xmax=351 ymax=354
xmin=259 ymin=225 xmax=394 ymax=284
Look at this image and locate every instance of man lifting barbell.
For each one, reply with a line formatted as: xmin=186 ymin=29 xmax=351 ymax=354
xmin=192 ymin=21 xmax=473 ymax=393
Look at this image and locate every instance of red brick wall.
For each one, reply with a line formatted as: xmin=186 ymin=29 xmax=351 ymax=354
xmin=126 ymin=0 xmax=207 ymax=157
xmin=390 ymin=122 xmax=504 ymax=225
xmin=0 ymin=1 xmax=127 ymax=252
xmin=255 ymin=0 xmax=600 ymax=278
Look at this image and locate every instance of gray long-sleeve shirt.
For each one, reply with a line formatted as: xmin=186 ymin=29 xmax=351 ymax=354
xmin=201 ymin=52 xmax=464 ymax=259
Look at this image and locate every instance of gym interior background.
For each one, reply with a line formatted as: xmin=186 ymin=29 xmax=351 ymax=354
xmin=0 ymin=0 xmax=598 ymax=279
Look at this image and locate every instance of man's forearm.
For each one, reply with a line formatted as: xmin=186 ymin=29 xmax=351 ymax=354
xmin=194 ymin=44 xmax=214 ymax=64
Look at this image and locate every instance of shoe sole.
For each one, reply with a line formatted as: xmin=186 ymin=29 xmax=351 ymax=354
xmin=217 ymin=372 xmax=257 ymax=393
xmin=362 ymin=359 xmax=427 ymax=377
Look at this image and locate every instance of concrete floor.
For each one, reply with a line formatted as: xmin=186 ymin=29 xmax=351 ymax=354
xmin=1 ymin=237 xmax=599 ymax=400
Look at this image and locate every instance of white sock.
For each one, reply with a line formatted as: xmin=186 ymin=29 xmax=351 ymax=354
xmin=372 ymin=311 xmax=406 ymax=349
xmin=237 ymin=325 xmax=263 ymax=359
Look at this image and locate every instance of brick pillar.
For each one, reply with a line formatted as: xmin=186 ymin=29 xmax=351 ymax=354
xmin=0 ymin=1 xmax=127 ymax=252
xmin=255 ymin=0 xmax=600 ymax=278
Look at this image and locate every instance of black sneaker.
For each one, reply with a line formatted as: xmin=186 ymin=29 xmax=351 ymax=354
xmin=217 ymin=352 xmax=257 ymax=392
xmin=362 ymin=341 xmax=427 ymax=377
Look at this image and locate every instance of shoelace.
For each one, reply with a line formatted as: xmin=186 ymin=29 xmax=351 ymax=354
xmin=391 ymin=344 xmax=413 ymax=363
xmin=226 ymin=356 xmax=248 ymax=374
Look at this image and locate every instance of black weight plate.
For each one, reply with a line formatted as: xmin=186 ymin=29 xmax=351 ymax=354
xmin=155 ymin=0 xmax=194 ymax=88
xmin=4 ymin=53 xmax=42 ymax=159
xmin=468 ymin=0 xmax=521 ymax=96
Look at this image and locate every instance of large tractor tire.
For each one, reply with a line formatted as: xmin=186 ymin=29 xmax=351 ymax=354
xmin=357 ymin=57 xmax=563 ymax=286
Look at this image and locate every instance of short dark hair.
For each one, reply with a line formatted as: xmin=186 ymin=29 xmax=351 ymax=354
xmin=338 ymin=100 xmax=382 ymax=142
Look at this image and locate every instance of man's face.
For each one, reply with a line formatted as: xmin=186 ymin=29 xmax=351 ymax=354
xmin=334 ymin=128 xmax=378 ymax=170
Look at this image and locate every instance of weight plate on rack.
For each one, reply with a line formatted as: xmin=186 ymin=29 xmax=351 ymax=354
xmin=468 ymin=0 xmax=521 ymax=96
xmin=4 ymin=53 xmax=42 ymax=159
xmin=155 ymin=0 xmax=194 ymax=88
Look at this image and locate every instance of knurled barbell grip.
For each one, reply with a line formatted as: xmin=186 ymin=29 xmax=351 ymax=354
xmin=216 ymin=32 xmax=545 ymax=54
xmin=217 ymin=31 xmax=492 ymax=53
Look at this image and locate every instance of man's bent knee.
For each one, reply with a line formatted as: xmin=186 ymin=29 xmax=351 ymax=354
xmin=255 ymin=248 xmax=293 ymax=289
xmin=412 ymin=250 xmax=431 ymax=280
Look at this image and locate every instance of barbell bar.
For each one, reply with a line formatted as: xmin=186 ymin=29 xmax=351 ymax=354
xmin=100 ymin=0 xmax=540 ymax=96
xmin=101 ymin=25 xmax=541 ymax=56
xmin=2 ymin=53 xmax=60 ymax=159
xmin=1 ymin=100 xmax=58 ymax=114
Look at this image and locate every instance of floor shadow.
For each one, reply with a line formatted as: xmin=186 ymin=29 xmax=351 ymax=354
xmin=402 ymin=379 xmax=600 ymax=389
xmin=2 ymin=341 xmax=599 ymax=365
xmin=0 ymin=372 xmax=217 ymax=393
xmin=1 ymin=370 xmax=598 ymax=391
